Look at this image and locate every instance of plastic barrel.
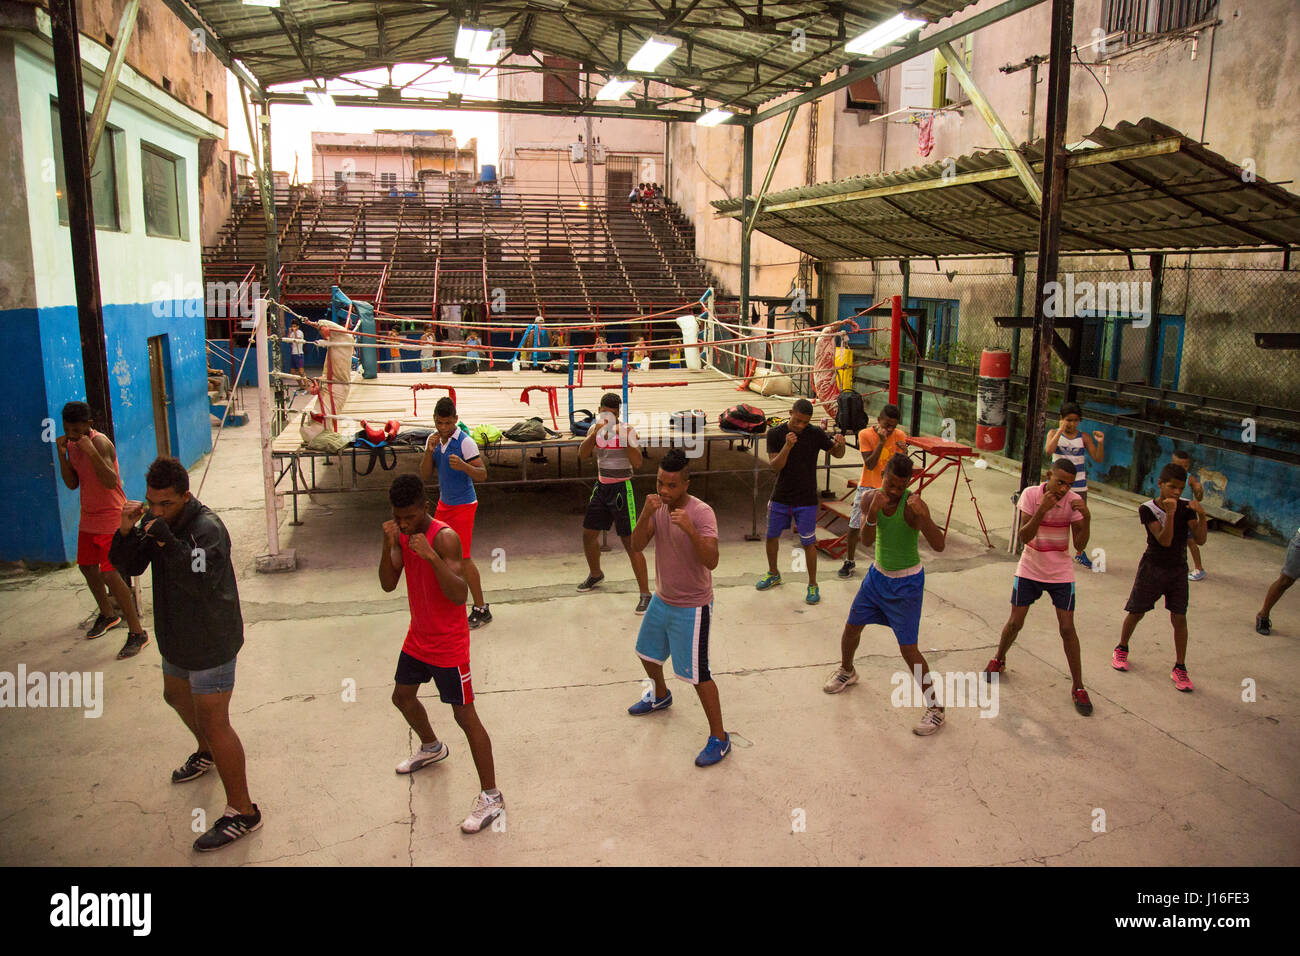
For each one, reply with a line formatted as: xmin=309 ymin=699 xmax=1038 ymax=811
xmin=976 ymin=348 xmax=1010 ymax=451
xmin=480 ymin=164 xmax=497 ymax=182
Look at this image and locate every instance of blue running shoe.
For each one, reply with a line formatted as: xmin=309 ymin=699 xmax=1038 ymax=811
xmin=806 ymin=584 xmax=820 ymax=605
xmin=1074 ymin=551 xmax=1093 ymax=570
xmin=628 ymin=690 xmax=672 ymax=716
xmin=695 ymin=733 xmax=731 ymax=767
xmin=755 ymin=571 xmax=782 ymax=591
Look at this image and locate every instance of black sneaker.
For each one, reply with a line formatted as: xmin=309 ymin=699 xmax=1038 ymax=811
xmin=635 ymin=594 xmax=652 ymax=615
xmin=1256 ymin=615 xmax=1271 ymax=636
xmin=86 ymin=613 xmax=121 ymax=639
xmin=467 ymin=605 xmax=492 ymax=629
xmin=577 ymin=573 xmax=604 ymax=592
xmin=193 ymin=805 xmax=262 ymax=852
xmin=172 ymin=751 xmax=215 ymax=784
xmin=116 ymin=631 xmax=150 ymax=660
xmin=837 ymin=560 xmax=856 ymax=578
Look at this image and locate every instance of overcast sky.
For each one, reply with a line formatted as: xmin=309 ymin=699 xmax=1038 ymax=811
xmin=225 ymin=65 xmax=501 ymax=182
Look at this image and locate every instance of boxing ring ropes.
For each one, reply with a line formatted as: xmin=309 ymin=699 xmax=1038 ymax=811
xmin=240 ymin=294 xmax=985 ymax=564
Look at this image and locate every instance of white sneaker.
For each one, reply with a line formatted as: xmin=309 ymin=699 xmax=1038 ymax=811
xmin=823 ymin=667 xmax=859 ymax=694
xmin=461 ymin=790 xmax=505 ymax=833
xmin=396 ymin=741 xmax=449 ymax=774
xmin=913 ymin=707 xmax=946 ymax=736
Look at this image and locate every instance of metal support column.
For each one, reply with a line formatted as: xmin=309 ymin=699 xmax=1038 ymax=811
xmin=49 ymin=0 xmax=113 ymax=440
xmin=1019 ymin=0 xmax=1074 ymax=491
xmin=745 ymin=104 xmax=799 ymax=241
xmin=87 ymin=0 xmax=140 ymax=164
xmin=739 ymin=123 xmax=754 ymax=332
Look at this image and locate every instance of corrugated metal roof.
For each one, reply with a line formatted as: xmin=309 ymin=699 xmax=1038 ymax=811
xmin=714 ymin=119 xmax=1300 ymax=259
xmin=168 ymin=1 xmax=973 ymax=111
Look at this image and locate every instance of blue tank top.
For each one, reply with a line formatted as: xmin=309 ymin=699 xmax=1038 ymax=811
xmin=1056 ymin=433 xmax=1087 ymax=491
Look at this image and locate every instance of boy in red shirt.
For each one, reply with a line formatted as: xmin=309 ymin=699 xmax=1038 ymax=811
xmin=379 ymin=474 xmax=502 ymax=834
xmin=57 ymin=401 xmax=149 ymax=658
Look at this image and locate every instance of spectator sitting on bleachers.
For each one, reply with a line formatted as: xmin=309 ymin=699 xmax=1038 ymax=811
xmin=629 ymin=183 xmax=642 ymax=205
xmin=594 ymin=331 xmax=610 ymax=367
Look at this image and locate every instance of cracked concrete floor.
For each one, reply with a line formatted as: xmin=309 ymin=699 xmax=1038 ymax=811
xmin=1 ymin=397 xmax=1297 ymax=866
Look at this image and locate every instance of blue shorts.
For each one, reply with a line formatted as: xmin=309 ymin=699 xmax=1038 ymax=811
xmin=635 ymin=595 xmax=713 ymax=684
xmin=847 ymin=565 xmax=924 ymax=645
xmin=767 ymin=502 xmax=818 ymax=546
xmin=1011 ymin=576 xmax=1076 ymax=611
xmin=161 ymin=655 xmax=237 ymax=695
xmin=291 ymin=354 xmax=305 ymax=371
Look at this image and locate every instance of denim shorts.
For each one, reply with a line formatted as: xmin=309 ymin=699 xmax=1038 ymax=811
xmin=161 ymin=655 xmax=237 ymax=695
xmin=1284 ymin=528 xmax=1300 ymax=580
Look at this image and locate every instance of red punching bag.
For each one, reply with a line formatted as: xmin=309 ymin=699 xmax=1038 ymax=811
xmin=976 ymin=349 xmax=1010 ymax=452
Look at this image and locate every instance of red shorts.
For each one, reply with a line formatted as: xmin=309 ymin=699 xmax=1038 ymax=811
xmin=77 ymin=531 xmax=116 ymax=573
xmin=435 ymin=501 xmax=477 ymax=558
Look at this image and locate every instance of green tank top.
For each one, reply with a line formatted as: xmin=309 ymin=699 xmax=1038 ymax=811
xmin=875 ymin=489 xmax=921 ymax=571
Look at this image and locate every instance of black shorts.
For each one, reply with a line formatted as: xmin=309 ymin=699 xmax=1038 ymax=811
xmin=394 ymin=651 xmax=474 ymax=705
xmin=1124 ymin=560 xmax=1189 ymax=616
xmin=583 ymin=480 xmax=637 ymax=537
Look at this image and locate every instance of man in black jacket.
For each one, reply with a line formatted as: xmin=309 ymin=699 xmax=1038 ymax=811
xmin=110 ymin=457 xmax=261 ymax=852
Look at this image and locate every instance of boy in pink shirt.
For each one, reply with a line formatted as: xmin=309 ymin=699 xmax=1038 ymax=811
xmin=984 ymin=459 xmax=1093 ymax=715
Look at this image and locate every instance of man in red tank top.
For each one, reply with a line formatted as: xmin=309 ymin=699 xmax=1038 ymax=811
xmin=379 ymin=474 xmax=504 ymax=834
xmin=57 ymin=401 xmax=149 ymax=658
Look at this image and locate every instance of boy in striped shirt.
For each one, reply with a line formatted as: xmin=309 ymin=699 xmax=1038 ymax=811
xmin=984 ymin=459 xmax=1093 ymax=715
xmin=1045 ymin=401 xmax=1104 ymax=569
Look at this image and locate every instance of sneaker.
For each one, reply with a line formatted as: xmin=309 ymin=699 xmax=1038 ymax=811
xmin=983 ymin=658 xmax=1005 ymax=682
xmin=461 ymin=790 xmax=504 ymax=833
xmin=1072 ymin=687 xmax=1094 ymax=716
xmin=1074 ymin=551 xmax=1094 ymax=570
xmin=86 ymin=613 xmax=121 ymax=639
xmin=695 ymin=733 xmax=732 ymax=767
xmin=755 ymin=571 xmax=782 ymax=591
xmin=634 ymin=594 xmax=652 ymax=616
xmin=805 ymin=584 xmax=821 ymax=605
xmin=171 ymin=751 xmax=215 ymax=784
xmin=396 ymin=741 xmax=450 ymax=774
xmin=1188 ymin=569 xmax=1207 ymax=582
xmin=577 ymin=573 xmax=605 ymax=592
xmin=627 ymin=690 xmax=672 ymax=715
xmin=837 ymin=559 xmax=856 ymax=578
xmin=1256 ymin=615 xmax=1272 ymax=636
xmin=1171 ymin=665 xmax=1194 ymax=692
xmin=193 ymin=804 xmax=262 ymax=852
xmin=1111 ymin=646 xmax=1129 ymax=671
xmin=467 ymin=605 xmax=492 ymax=629
xmin=116 ymin=631 xmax=150 ymax=660
xmin=823 ymin=667 xmax=858 ymax=694
xmin=913 ymin=707 xmax=946 ymax=736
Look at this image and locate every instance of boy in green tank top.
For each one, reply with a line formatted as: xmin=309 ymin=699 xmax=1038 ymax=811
xmin=823 ymin=455 xmax=949 ymax=736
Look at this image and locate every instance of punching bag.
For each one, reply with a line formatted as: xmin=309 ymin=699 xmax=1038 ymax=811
xmin=976 ymin=348 xmax=1010 ymax=451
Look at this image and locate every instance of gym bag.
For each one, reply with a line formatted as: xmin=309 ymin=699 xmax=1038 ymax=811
xmin=836 ymin=390 xmax=869 ymax=436
xmin=503 ymin=417 xmax=561 ymax=443
xmin=718 ymin=403 xmax=767 ymax=435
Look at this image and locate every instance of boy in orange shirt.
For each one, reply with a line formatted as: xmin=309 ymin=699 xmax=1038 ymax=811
xmin=839 ymin=404 xmax=909 ymax=578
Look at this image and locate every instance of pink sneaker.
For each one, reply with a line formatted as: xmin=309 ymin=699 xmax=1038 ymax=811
xmin=1111 ymin=646 xmax=1129 ymax=671
xmin=1171 ymin=665 xmax=1194 ymax=692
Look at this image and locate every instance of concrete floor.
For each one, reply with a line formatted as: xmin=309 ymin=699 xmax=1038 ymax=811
xmin=1 ymin=396 xmax=1297 ymax=866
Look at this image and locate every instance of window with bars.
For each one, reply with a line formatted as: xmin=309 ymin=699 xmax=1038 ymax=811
xmin=380 ymin=172 xmax=396 ymax=188
xmin=1102 ymin=0 xmax=1219 ymax=47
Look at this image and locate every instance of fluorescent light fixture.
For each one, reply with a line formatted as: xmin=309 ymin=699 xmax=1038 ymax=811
xmin=596 ymin=77 xmax=636 ymax=101
xmin=305 ymin=90 xmax=335 ymax=108
xmin=456 ymin=24 xmax=506 ymax=65
xmin=845 ymin=13 xmax=924 ymax=56
xmin=627 ymin=34 xmax=679 ymax=72
xmin=241 ymin=0 xmax=281 ymax=7
xmin=696 ymin=108 xmax=733 ymax=127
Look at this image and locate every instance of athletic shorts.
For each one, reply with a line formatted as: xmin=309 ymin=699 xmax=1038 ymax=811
xmin=584 ymin=480 xmax=637 ymax=537
xmin=767 ymin=502 xmax=818 ymax=547
xmin=1124 ymin=560 xmax=1189 ymax=616
xmin=634 ymin=595 xmax=712 ymax=685
xmin=291 ymin=354 xmax=305 ymax=371
xmin=76 ymin=530 xmax=116 ymax=573
xmin=848 ymin=485 xmax=879 ymax=530
xmin=434 ymin=501 xmax=476 ymax=558
xmin=1284 ymin=528 xmax=1300 ymax=580
xmin=394 ymin=651 xmax=474 ymax=705
xmin=847 ymin=564 xmax=925 ymax=646
xmin=1011 ymin=576 xmax=1076 ymax=611
xmin=161 ymin=655 xmax=237 ymax=696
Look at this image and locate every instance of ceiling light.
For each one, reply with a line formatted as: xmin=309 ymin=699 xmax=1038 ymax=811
xmin=456 ymin=24 xmax=506 ymax=65
xmin=305 ymin=90 xmax=335 ymax=108
xmin=596 ymin=77 xmax=636 ymax=101
xmin=696 ymin=108 xmax=733 ymax=127
xmin=845 ymin=13 xmax=924 ymax=56
xmin=627 ymin=34 xmax=679 ymax=72
xmin=241 ymin=0 xmax=281 ymax=7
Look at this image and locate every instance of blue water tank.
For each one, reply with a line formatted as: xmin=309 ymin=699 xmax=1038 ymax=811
xmin=480 ymin=164 xmax=497 ymax=182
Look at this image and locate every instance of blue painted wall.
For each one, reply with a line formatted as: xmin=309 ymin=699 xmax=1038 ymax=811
xmin=0 ymin=300 xmax=211 ymax=563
